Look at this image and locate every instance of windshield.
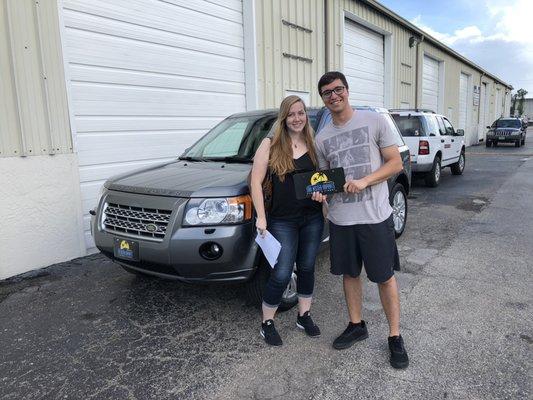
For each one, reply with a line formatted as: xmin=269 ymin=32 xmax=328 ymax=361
xmin=391 ymin=115 xmax=425 ymax=136
xmin=181 ymin=115 xmax=276 ymax=161
xmin=494 ymin=119 xmax=521 ymax=128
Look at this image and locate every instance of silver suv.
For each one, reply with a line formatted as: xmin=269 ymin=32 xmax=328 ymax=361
xmin=390 ymin=109 xmax=466 ymax=187
xmin=90 ymin=107 xmax=411 ymax=311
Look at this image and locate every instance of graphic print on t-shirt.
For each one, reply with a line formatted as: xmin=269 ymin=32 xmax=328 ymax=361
xmin=322 ymin=127 xmax=372 ymax=203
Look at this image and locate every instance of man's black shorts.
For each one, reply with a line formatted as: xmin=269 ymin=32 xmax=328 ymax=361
xmin=329 ymin=214 xmax=400 ymax=283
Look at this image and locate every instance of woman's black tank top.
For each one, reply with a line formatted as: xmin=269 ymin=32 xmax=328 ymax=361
xmin=269 ymin=152 xmax=322 ymax=218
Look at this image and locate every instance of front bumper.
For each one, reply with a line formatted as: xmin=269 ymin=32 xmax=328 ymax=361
xmin=91 ymin=190 xmax=259 ymax=283
xmin=487 ymin=134 xmax=521 ymax=143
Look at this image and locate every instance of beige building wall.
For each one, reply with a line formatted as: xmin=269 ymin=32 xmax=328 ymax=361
xmin=256 ymin=0 xmax=511 ymax=142
xmin=255 ymin=0 xmax=325 ymax=108
xmin=0 ymin=0 xmax=85 ymax=278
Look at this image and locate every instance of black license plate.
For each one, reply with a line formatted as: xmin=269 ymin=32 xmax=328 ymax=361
xmin=114 ymin=238 xmax=139 ymax=261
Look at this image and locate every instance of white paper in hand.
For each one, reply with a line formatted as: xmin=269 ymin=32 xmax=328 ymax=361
xmin=254 ymin=230 xmax=281 ymax=268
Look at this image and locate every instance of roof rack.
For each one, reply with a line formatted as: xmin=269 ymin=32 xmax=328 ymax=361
xmin=389 ymin=108 xmax=436 ymax=114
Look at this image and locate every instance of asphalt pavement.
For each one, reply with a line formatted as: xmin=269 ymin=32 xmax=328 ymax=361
xmin=1 ymin=130 xmax=532 ymax=400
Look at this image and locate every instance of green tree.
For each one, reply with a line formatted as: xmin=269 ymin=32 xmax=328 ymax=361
xmin=515 ymin=88 xmax=528 ymax=116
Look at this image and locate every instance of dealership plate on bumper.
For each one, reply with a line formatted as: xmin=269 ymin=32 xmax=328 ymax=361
xmin=114 ymin=238 xmax=139 ymax=261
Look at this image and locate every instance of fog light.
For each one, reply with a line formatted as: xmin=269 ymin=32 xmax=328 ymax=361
xmin=199 ymin=242 xmax=223 ymax=260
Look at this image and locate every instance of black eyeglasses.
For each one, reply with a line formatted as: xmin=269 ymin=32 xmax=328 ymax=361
xmin=321 ymin=86 xmax=346 ymax=99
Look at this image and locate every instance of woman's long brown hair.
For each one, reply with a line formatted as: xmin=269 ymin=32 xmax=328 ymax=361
xmin=269 ymin=96 xmax=318 ymax=181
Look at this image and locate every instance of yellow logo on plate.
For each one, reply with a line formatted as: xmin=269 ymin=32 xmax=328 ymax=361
xmin=310 ymin=172 xmax=328 ymax=185
xmin=120 ymin=240 xmax=130 ymax=250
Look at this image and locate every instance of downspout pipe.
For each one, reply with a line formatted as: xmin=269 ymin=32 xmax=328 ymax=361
xmin=414 ymin=34 xmax=424 ymax=108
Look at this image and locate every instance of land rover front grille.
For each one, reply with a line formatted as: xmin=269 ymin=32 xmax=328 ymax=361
xmin=103 ymin=203 xmax=172 ymax=241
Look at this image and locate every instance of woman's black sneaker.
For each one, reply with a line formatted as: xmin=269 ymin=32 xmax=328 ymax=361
xmin=388 ymin=335 xmax=409 ymax=369
xmin=296 ymin=311 xmax=321 ymax=337
xmin=260 ymin=319 xmax=282 ymax=346
xmin=332 ymin=320 xmax=368 ymax=350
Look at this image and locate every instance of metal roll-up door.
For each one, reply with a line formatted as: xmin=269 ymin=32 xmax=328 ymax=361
xmin=343 ymin=20 xmax=384 ymax=107
xmin=61 ymin=0 xmax=247 ymax=250
xmin=422 ymin=55 xmax=440 ymax=113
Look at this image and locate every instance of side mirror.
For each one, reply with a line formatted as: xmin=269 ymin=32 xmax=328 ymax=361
xmin=455 ymin=129 xmax=465 ymax=136
xmin=429 ymin=133 xmax=436 ymax=137
xmin=486 ymin=126 xmax=491 ymax=129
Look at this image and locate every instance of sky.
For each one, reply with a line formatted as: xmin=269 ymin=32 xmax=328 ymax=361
xmin=379 ymin=0 xmax=533 ymax=96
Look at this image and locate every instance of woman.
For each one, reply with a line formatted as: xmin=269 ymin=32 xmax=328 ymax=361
xmin=250 ymin=95 xmax=324 ymax=346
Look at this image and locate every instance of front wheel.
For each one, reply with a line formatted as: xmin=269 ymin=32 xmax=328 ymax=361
xmin=485 ymin=140 xmax=492 ymax=148
xmin=425 ymin=156 xmax=441 ymax=187
xmin=389 ymin=183 xmax=408 ymax=238
xmin=245 ymin=259 xmax=298 ymax=312
xmin=450 ymin=150 xmax=465 ymax=175
xmin=515 ymin=140 xmax=521 ymax=148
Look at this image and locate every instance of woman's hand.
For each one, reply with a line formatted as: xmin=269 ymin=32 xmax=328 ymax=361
xmin=256 ymin=216 xmax=267 ymax=236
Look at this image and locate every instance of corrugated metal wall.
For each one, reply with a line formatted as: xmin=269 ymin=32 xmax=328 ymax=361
xmin=0 ymin=0 xmax=71 ymax=158
xmin=255 ymin=0 xmax=325 ymax=108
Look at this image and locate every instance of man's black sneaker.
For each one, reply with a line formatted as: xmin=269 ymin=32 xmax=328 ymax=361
xmin=260 ymin=319 xmax=282 ymax=346
xmin=332 ymin=320 xmax=368 ymax=350
xmin=388 ymin=335 xmax=409 ymax=369
xmin=296 ymin=311 xmax=321 ymax=337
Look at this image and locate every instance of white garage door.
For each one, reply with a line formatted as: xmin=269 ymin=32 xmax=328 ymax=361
xmin=458 ymin=73 xmax=468 ymax=131
xmin=61 ymin=0 xmax=246 ymax=250
xmin=422 ymin=55 xmax=440 ymax=112
xmin=494 ymin=89 xmax=502 ymax=120
xmin=343 ymin=20 xmax=384 ymax=107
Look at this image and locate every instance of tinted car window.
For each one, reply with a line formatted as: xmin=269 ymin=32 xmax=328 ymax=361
xmin=382 ymin=114 xmax=406 ymax=146
xmin=391 ymin=115 xmax=425 ymax=137
xmin=494 ymin=119 xmax=522 ymax=128
xmin=426 ymin=116 xmax=441 ymax=136
xmin=436 ymin=117 xmax=446 ymax=135
xmin=442 ymin=118 xmax=455 ymax=135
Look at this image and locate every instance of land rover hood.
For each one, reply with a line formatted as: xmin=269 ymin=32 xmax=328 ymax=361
xmin=105 ymin=161 xmax=251 ymax=197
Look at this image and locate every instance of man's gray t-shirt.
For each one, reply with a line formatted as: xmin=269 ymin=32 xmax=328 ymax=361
xmin=315 ymin=110 xmax=398 ymax=226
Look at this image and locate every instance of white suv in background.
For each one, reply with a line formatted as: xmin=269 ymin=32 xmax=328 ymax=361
xmin=390 ymin=109 xmax=466 ymax=187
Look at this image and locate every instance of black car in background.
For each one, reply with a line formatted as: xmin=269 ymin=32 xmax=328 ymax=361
xmin=91 ymin=107 xmax=411 ymax=311
xmin=486 ymin=117 xmax=527 ymax=147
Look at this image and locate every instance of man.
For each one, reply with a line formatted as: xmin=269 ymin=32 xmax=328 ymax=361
xmin=312 ymin=71 xmax=409 ymax=369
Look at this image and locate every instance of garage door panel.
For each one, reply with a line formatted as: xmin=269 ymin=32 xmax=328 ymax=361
xmin=69 ymin=65 xmax=245 ymax=98
xmin=346 ymin=77 xmax=384 ymax=95
xmin=75 ymin=116 xmax=222 ymax=134
xmin=63 ymin=10 xmax=244 ymax=60
xmin=344 ymin=20 xmax=384 ymax=108
xmin=79 ymin=158 xmax=178 ymax=182
xmin=76 ymin=131 xmax=205 ymax=166
xmin=65 ymin=30 xmax=245 ymax=83
xmin=458 ymin=73 xmax=468 ymax=130
xmin=64 ymin=0 xmax=243 ymax=46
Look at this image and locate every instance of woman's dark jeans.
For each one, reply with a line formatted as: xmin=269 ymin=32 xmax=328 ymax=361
xmin=262 ymin=212 xmax=324 ymax=308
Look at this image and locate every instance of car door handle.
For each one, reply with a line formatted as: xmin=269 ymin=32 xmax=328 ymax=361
xmin=441 ymin=139 xmax=445 ymax=143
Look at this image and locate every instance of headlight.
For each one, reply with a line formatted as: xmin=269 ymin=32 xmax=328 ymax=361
xmin=183 ymin=195 xmax=252 ymax=226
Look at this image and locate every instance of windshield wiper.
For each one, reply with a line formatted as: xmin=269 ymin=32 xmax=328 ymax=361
xmin=213 ymin=156 xmax=253 ymax=164
xmin=178 ymin=156 xmax=208 ymax=162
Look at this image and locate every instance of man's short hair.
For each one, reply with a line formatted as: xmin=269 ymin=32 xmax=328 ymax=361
xmin=318 ymin=71 xmax=349 ymax=95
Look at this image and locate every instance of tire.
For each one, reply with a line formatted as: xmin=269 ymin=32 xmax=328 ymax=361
xmin=522 ymin=136 xmax=526 ymax=145
xmin=493 ymin=142 xmax=498 ymax=147
xmin=450 ymin=150 xmax=465 ymax=175
xmin=245 ymin=259 xmax=298 ymax=312
xmin=485 ymin=140 xmax=491 ymax=148
xmin=425 ymin=156 xmax=441 ymax=187
xmin=389 ymin=183 xmax=407 ymax=238
xmin=515 ymin=140 xmax=520 ymax=148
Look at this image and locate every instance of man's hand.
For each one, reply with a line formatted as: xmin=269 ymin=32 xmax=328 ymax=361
xmin=344 ymin=178 xmax=369 ymax=193
xmin=311 ymin=191 xmax=328 ymax=203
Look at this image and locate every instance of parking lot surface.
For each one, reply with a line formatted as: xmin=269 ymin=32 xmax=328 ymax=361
xmin=1 ymin=130 xmax=532 ymax=399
